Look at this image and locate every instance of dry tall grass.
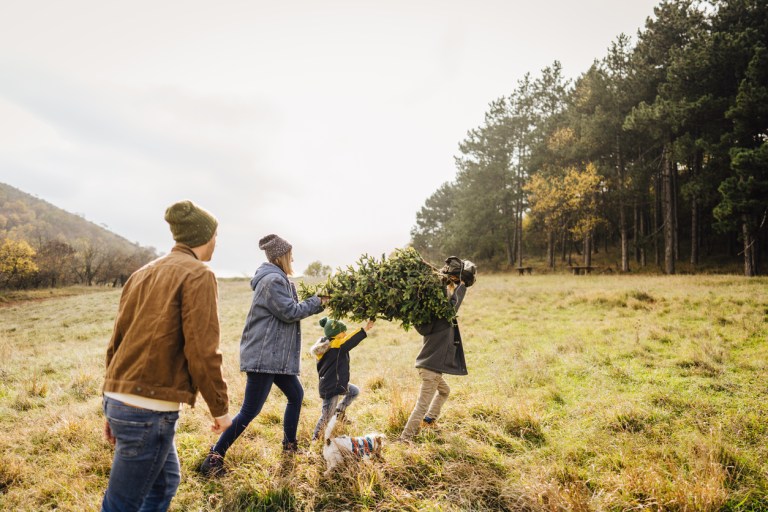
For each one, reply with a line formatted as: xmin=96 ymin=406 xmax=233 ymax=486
xmin=1 ymin=274 xmax=767 ymax=511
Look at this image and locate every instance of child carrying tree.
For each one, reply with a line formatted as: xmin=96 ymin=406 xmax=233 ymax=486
xmin=399 ymin=256 xmax=476 ymax=441
xmin=310 ymin=316 xmax=375 ymax=440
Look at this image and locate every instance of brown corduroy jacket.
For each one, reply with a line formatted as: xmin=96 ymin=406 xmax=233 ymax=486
xmin=103 ymin=244 xmax=229 ymax=417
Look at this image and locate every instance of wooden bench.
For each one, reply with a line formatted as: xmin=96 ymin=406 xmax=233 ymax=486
xmin=570 ymin=266 xmax=595 ymax=275
xmin=516 ymin=267 xmax=533 ymax=275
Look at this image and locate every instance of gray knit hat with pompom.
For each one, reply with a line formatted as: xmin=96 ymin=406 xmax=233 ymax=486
xmin=259 ymin=234 xmax=292 ymax=261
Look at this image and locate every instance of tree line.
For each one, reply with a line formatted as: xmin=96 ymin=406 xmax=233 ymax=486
xmin=411 ymin=0 xmax=768 ymax=276
xmin=0 ymin=237 xmax=157 ymax=290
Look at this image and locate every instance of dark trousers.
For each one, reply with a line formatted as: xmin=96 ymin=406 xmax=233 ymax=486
xmin=212 ymin=372 xmax=304 ymax=456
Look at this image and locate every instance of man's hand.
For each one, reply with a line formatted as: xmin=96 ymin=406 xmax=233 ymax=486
xmin=319 ymin=295 xmax=330 ymax=306
xmin=212 ymin=414 xmax=232 ymax=434
xmin=365 ymin=319 xmax=375 ymax=331
xmin=104 ymin=420 xmax=116 ymax=447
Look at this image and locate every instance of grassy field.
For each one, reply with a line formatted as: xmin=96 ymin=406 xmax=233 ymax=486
xmin=1 ymin=273 xmax=767 ymax=511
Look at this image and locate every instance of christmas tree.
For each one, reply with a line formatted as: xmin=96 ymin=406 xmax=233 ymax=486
xmin=298 ymin=247 xmax=456 ymax=330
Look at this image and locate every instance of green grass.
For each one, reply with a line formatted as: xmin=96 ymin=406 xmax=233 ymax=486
xmin=1 ymin=274 xmax=767 ymax=510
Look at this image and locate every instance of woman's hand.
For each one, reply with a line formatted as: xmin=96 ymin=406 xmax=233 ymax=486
xmin=319 ymin=295 xmax=330 ymax=306
xmin=365 ymin=319 xmax=375 ymax=331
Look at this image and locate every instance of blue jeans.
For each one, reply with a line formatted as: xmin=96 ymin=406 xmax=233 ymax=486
xmin=213 ymin=372 xmax=303 ymax=456
xmin=312 ymin=383 xmax=360 ymax=439
xmin=101 ymin=396 xmax=180 ymax=512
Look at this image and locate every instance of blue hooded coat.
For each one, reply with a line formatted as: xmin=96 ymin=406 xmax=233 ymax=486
xmin=239 ymin=263 xmax=323 ymax=374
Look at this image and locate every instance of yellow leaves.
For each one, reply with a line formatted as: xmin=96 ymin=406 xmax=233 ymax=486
xmin=0 ymin=239 xmax=38 ymax=280
xmin=525 ymin=173 xmax=567 ymax=231
xmin=563 ymin=162 xmax=601 ymax=206
xmin=565 ymin=163 xmax=606 ymax=238
xmin=547 ymin=127 xmax=576 ymax=152
xmin=526 ymin=162 xmax=606 ymax=237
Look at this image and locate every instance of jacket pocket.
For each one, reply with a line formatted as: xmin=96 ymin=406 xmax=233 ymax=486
xmin=443 ymin=343 xmax=457 ymax=368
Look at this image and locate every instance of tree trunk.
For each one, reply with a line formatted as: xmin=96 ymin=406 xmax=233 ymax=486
xmin=633 ymin=200 xmax=640 ymax=263
xmin=640 ymin=207 xmax=647 ymax=267
xmin=690 ymin=150 xmax=702 ymax=267
xmin=617 ymin=134 xmax=629 ymax=272
xmin=619 ymin=205 xmax=629 ymax=272
xmin=654 ymin=171 xmax=661 ymax=266
xmin=516 ymin=178 xmax=524 ymax=267
xmin=547 ymin=230 xmax=555 ymax=269
xmin=743 ymin=215 xmax=756 ymax=277
xmin=672 ymin=154 xmax=679 ymax=263
xmin=691 ymin=196 xmax=699 ymax=266
xmin=509 ymin=214 xmax=517 ymax=267
xmin=583 ymin=233 xmax=592 ymax=267
xmin=662 ymin=144 xmax=676 ymax=275
xmin=561 ymin=229 xmax=568 ymax=263
xmin=758 ymin=224 xmax=766 ymax=274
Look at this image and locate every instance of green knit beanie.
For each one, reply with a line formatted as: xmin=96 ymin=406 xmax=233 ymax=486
xmin=164 ymin=200 xmax=218 ymax=248
xmin=319 ymin=316 xmax=346 ymax=339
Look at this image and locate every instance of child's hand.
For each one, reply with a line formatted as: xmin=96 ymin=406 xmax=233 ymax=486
xmin=365 ymin=319 xmax=375 ymax=331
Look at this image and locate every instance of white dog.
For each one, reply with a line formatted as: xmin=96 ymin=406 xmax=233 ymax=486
xmin=322 ymin=412 xmax=386 ymax=476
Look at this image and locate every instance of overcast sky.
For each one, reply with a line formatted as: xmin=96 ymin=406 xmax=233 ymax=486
xmin=0 ymin=0 xmax=659 ymax=277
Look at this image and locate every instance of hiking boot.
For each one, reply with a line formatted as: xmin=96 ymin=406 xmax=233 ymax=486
xmin=422 ymin=416 xmax=439 ymax=429
xmin=199 ymin=448 xmax=226 ymax=478
xmin=395 ymin=436 xmax=415 ymax=446
xmin=282 ymin=440 xmax=309 ymax=455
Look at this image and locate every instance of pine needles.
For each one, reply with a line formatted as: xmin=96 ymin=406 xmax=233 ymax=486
xmin=298 ymin=248 xmax=454 ymax=330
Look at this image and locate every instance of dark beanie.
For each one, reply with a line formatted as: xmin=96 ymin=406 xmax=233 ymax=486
xmin=319 ymin=317 xmax=346 ymax=339
xmin=259 ymin=234 xmax=292 ymax=261
xmin=164 ymin=200 xmax=218 ymax=248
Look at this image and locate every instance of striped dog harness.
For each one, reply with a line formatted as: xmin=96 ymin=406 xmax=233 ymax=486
xmin=350 ymin=436 xmax=375 ymax=457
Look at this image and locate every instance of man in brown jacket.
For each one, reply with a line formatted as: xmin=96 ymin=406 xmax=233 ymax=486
xmin=101 ymin=200 xmax=232 ymax=512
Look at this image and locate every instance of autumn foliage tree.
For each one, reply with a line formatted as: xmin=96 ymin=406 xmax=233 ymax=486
xmin=34 ymin=239 xmax=76 ymax=287
xmin=0 ymin=239 xmax=39 ymax=289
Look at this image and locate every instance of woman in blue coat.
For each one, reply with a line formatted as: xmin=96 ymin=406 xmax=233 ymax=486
xmin=201 ymin=234 xmax=325 ymax=476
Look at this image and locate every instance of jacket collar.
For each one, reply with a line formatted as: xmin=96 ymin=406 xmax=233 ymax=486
xmin=328 ymin=328 xmax=362 ymax=349
xmin=171 ymin=243 xmax=199 ymax=260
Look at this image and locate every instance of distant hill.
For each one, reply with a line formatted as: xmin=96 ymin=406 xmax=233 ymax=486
xmin=0 ymin=182 xmax=156 ymax=288
xmin=0 ymin=182 xmax=146 ymax=249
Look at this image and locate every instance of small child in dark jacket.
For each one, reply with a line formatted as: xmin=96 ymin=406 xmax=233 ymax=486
xmin=310 ymin=316 xmax=375 ymax=441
